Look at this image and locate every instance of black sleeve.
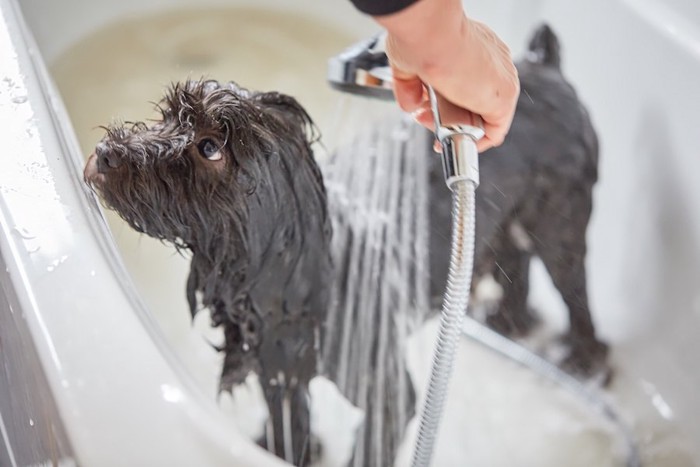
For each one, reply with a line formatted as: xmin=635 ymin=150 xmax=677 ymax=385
xmin=349 ymin=0 xmax=420 ymax=16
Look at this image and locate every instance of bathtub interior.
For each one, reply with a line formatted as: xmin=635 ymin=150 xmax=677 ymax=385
xmin=12 ymin=0 xmax=700 ymax=465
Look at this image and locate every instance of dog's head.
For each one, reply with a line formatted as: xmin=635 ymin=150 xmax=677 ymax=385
xmin=85 ymin=80 xmax=332 ymax=353
xmin=84 ymin=79 xmax=321 ymax=253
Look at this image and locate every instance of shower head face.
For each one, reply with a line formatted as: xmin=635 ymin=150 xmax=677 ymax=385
xmin=327 ymin=34 xmax=395 ymax=100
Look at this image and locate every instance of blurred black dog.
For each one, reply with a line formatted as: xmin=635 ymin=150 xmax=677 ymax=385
xmin=84 ymin=80 xmax=332 ymax=466
xmin=429 ymin=24 xmax=608 ymax=376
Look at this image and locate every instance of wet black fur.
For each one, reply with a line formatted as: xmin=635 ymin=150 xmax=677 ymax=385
xmin=86 ymin=80 xmax=332 ymax=466
xmin=430 ymin=24 xmax=609 ymax=376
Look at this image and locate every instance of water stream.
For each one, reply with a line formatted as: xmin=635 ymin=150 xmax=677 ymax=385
xmin=322 ymin=107 xmax=430 ymax=466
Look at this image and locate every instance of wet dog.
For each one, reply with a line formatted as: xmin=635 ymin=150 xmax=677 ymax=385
xmin=84 ymin=80 xmax=332 ymax=466
xmin=429 ymin=24 xmax=609 ymax=377
xmin=83 ymin=22 xmax=609 ymax=467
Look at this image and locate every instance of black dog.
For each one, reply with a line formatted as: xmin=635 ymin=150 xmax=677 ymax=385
xmin=83 ymin=22 xmax=609 ymax=467
xmin=429 ymin=24 xmax=608 ymax=376
xmin=84 ymin=80 xmax=332 ymax=466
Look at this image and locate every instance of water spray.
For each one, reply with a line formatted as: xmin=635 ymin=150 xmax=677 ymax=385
xmin=328 ymin=33 xmax=482 ymax=467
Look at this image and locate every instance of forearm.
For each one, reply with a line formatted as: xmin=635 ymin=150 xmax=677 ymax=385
xmin=349 ymin=0 xmax=420 ymax=16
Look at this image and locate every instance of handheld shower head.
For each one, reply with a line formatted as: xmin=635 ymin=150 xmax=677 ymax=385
xmin=327 ymin=34 xmax=394 ymax=100
xmin=327 ymin=35 xmax=483 ymax=189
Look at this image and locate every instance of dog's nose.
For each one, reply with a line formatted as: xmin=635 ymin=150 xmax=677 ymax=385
xmin=95 ymin=145 xmax=122 ymax=172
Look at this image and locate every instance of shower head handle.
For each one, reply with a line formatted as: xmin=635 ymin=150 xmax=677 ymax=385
xmin=427 ymin=86 xmax=483 ymax=189
xmin=438 ymin=130 xmax=480 ymax=189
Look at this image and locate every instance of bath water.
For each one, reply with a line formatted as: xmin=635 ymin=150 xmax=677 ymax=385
xmin=51 ymin=8 xmax=695 ymax=467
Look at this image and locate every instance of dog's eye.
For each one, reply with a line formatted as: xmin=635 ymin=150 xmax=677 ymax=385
xmin=197 ymin=139 xmax=223 ymax=161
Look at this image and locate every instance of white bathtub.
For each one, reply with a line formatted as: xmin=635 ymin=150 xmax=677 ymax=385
xmin=1 ymin=0 xmax=699 ymax=465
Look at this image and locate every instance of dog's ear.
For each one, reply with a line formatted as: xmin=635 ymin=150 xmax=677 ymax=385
xmin=253 ymin=92 xmax=319 ymax=142
xmin=528 ymin=24 xmax=561 ymax=68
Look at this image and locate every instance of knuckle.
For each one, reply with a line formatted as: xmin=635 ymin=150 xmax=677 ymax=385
xmin=396 ymin=95 xmax=416 ymax=113
xmin=490 ymin=131 xmax=506 ymax=147
xmin=505 ymin=76 xmax=520 ymax=102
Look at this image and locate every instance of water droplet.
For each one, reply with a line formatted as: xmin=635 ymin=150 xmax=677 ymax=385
xmin=90 ymin=270 xmax=96 ymax=277
xmin=160 ymin=384 xmax=183 ymax=403
xmin=13 ymin=227 xmax=41 ymax=254
xmin=13 ymin=227 xmax=35 ymax=240
xmin=242 ymin=343 xmax=250 ymax=352
xmin=47 ymin=255 xmax=68 ymax=272
xmin=29 ymin=418 xmax=34 ymax=427
xmin=12 ymin=95 xmax=27 ymax=104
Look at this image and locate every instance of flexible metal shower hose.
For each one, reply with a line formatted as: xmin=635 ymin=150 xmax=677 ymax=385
xmin=408 ymin=178 xmax=640 ymax=467
xmin=411 ymin=179 xmax=477 ymax=467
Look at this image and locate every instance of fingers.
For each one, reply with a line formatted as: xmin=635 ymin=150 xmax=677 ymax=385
xmin=476 ymin=137 xmax=497 ymax=153
xmin=381 ymin=13 xmax=519 ymax=154
xmin=408 ymin=94 xmax=511 ymax=153
xmin=411 ymin=93 xmax=503 ymax=151
xmin=390 ymin=67 xmax=425 ymax=113
xmin=386 ymin=15 xmax=519 ymax=154
xmin=480 ymin=117 xmax=509 ymax=150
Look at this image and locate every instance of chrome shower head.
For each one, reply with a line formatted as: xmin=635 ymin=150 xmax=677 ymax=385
xmin=327 ymin=34 xmax=394 ymax=100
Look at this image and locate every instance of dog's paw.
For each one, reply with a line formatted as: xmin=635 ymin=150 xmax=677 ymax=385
xmin=559 ymin=338 xmax=612 ymax=385
xmin=485 ymin=305 xmax=541 ymax=338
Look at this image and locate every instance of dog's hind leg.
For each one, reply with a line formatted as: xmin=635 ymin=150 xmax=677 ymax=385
xmin=529 ymin=187 xmax=608 ymax=377
xmin=485 ymin=227 xmax=538 ymax=337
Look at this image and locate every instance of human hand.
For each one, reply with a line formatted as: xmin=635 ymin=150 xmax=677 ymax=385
xmin=376 ymin=1 xmax=520 ymax=152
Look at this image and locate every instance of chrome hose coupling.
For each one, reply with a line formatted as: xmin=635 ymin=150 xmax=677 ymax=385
xmin=428 ymin=86 xmax=484 ymax=189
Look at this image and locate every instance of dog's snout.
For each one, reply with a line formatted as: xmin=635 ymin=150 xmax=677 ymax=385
xmin=95 ymin=144 xmax=122 ymax=172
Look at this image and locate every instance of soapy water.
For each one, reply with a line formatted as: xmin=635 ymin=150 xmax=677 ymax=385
xmin=50 ymin=8 xmax=696 ymax=467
